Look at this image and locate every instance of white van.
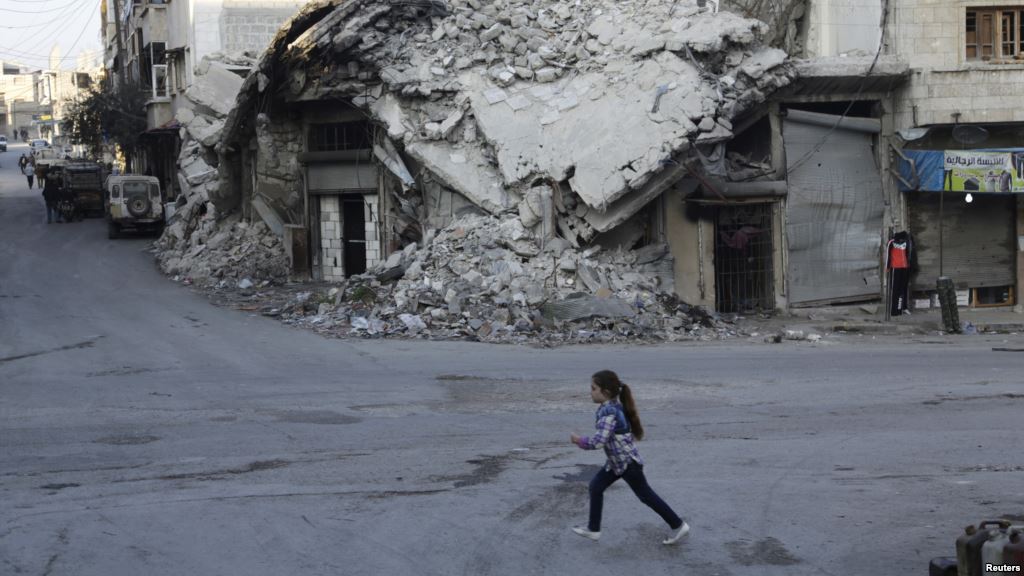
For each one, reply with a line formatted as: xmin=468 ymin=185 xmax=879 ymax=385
xmin=30 ymin=139 xmax=50 ymax=156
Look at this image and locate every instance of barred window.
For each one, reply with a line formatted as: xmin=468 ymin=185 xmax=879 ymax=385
xmin=308 ymin=122 xmax=371 ymax=152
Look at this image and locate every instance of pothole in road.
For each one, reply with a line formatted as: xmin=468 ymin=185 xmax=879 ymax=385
xmin=158 ymin=459 xmax=290 ymax=481
xmin=431 ymin=454 xmax=511 ymax=488
xmin=923 ymin=393 xmax=1024 ymax=405
xmin=725 ymin=537 xmax=801 ymax=565
xmin=552 ymin=464 xmax=602 ymax=483
xmin=267 ymin=410 xmax=362 ymax=425
xmin=86 ymin=366 xmax=162 ymax=378
xmin=39 ymin=483 xmax=80 ymax=491
xmin=93 ymin=435 xmax=160 ymax=445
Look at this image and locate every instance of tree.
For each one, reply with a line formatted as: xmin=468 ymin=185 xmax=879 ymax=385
xmin=62 ymin=79 xmax=147 ymax=161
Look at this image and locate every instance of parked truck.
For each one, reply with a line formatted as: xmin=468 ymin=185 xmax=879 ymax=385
xmin=61 ymin=162 xmax=106 ymax=217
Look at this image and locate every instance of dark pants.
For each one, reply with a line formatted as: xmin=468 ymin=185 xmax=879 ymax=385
xmin=45 ymin=201 xmax=58 ymax=223
xmin=26 ymin=175 xmax=34 ymax=188
xmin=588 ymin=463 xmax=682 ymax=532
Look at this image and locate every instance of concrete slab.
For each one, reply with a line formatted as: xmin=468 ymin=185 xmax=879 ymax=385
xmin=467 ymin=57 xmax=701 ymax=211
xmin=405 ymin=141 xmax=517 ymax=215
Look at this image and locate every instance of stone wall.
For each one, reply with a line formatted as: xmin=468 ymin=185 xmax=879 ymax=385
xmin=801 ymin=0 xmax=880 ymax=58
xmin=254 ymin=112 xmax=304 ymax=223
xmin=892 ymin=0 xmax=1024 ymax=128
xmin=220 ymin=0 xmax=307 ymax=54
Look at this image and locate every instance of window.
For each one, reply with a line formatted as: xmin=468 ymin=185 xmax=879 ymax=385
xmin=308 ymin=122 xmax=372 ymax=152
xmin=966 ymin=7 xmax=1024 ymax=61
xmin=140 ymin=41 xmax=167 ymax=97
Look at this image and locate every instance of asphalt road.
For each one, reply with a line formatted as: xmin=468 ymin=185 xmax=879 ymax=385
xmin=2 ymin=140 xmax=1023 ymax=576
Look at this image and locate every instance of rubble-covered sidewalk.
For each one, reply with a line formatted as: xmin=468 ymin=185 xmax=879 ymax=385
xmin=200 ymin=213 xmax=754 ymax=344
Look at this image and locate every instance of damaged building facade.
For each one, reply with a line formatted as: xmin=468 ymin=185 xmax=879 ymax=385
xmin=153 ymin=0 xmax=1022 ymax=329
xmin=106 ymin=0 xmax=313 ymax=198
xmin=204 ymin=0 xmax=800 ymax=312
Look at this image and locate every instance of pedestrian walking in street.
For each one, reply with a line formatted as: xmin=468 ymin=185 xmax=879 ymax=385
xmin=34 ymin=161 xmax=45 ymax=189
xmin=23 ymin=162 xmax=35 ymax=190
xmin=41 ymin=173 xmax=59 ymax=223
xmin=18 ymin=154 xmax=28 ymax=171
xmin=569 ymin=370 xmax=689 ymax=545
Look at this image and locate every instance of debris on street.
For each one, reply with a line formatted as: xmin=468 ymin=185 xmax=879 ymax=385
xmin=151 ymin=0 xmax=802 ymax=344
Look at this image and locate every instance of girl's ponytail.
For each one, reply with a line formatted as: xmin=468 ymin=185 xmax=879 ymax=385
xmin=619 ymin=383 xmax=644 ymax=440
xmin=592 ymin=370 xmax=644 ymax=440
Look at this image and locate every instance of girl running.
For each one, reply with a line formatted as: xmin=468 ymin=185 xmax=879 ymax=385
xmin=569 ymin=370 xmax=689 ymax=545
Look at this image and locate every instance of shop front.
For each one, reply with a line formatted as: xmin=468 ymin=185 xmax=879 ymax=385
xmin=897 ymin=144 xmax=1023 ymax=308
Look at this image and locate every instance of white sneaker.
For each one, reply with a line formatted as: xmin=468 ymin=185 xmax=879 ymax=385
xmin=571 ymin=526 xmax=601 ymax=541
xmin=662 ymin=522 xmax=690 ymax=545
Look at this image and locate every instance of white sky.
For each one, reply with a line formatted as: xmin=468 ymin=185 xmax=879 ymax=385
xmin=0 ymin=0 xmax=103 ymax=71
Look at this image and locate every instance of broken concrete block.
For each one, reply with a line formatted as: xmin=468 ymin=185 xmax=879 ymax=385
xmin=424 ymin=122 xmax=444 ymax=140
xmin=632 ymin=36 xmax=666 ymax=57
xmin=535 ymin=67 xmax=559 ymax=83
xmin=488 ymin=65 xmax=516 ymax=86
xmin=181 ymin=154 xmax=217 ymax=187
xmin=185 ymin=63 xmax=244 ymax=119
xmin=439 ymin=108 xmax=465 ymax=138
xmin=480 ymin=23 xmax=504 ymax=42
xmin=175 ymin=107 xmax=196 ymax=126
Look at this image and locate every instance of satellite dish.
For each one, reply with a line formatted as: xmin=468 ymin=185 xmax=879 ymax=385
xmin=952 ymin=125 xmax=989 ymax=146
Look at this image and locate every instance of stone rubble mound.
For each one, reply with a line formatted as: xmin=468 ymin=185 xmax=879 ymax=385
xmin=149 ymin=1 xmax=793 ymax=345
xmin=256 ymin=214 xmax=740 ymax=343
xmin=154 ymin=54 xmax=289 ymax=284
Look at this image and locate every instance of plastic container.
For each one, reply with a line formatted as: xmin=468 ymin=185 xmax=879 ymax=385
xmin=978 ymin=522 xmax=1024 ymax=569
xmin=958 ymin=521 xmax=1011 ymax=576
xmin=1003 ymin=529 xmax=1024 ymax=568
xmin=929 ymin=556 xmax=957 ymax=576
xmin=982 ymin=529 xmax=1012 ymax=574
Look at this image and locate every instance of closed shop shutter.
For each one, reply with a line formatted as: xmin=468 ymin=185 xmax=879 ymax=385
xmin=906 ymin=191 xmax=1015 ymax=291
xmin=784 ymin=111 xmax=885 ymax=304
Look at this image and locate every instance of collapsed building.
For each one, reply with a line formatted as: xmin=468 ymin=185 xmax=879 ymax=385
xmin=153 ymin=0 xmax=918 ymax=339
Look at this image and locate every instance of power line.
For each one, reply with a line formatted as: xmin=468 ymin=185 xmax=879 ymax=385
xmin=9 ymin=0 xmax=96 ymax=57
xmin=0 ymin=0 xmax=92 ymax=14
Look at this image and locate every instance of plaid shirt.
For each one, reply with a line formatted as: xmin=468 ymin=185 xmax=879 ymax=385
xmin=576 ymin=400 xmax=642 ymax=475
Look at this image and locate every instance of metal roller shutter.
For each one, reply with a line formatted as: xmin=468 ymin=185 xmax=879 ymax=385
xmin=784 ymin=111 xmax=885 ymax=304
xmin=906 ymin=192 xmax=1015 ymax=291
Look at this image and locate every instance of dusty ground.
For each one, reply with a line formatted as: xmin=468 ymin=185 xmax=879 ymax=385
xmin=4 ymin=141 xmax=1023 ymax=576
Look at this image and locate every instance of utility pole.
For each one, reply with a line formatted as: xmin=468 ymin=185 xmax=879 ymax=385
xmin=111 ymin=0 xmax=126 ymax=87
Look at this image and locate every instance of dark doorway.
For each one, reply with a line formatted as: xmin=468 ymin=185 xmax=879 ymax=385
xmin=714 ymin=203 xmax=775 ymax=313
xmin=342 ymin=196 xmax=367 ymax=277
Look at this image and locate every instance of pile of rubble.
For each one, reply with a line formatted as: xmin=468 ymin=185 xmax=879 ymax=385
xmin=227 ymin=213 xmax=744 ymax=344
xmin=154 ymin=55 xmax=290 ymax=285
xmin=150 ymin=0 xmax=795 ymax=345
